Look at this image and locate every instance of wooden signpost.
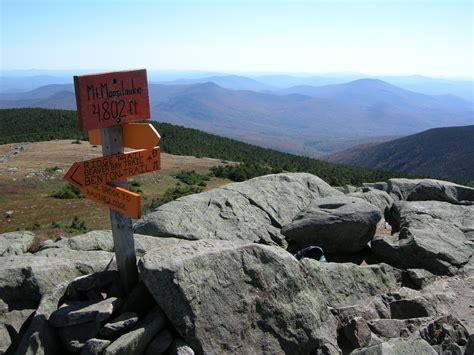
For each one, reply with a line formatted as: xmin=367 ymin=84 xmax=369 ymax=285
xmin=66 ymin=69 xmax=159 ymax=292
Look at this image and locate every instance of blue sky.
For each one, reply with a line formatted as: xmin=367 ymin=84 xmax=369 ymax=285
xmin=1 ymin=0 xmax=473 ymax=78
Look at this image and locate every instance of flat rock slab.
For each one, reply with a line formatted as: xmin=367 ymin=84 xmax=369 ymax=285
xmin=139 ymin=239 xmax=337 ymax=354
xmin=49 ymin=297 xmax=121 ymax=327
xmin=100 ymin=312 xmax=138 ymax=338
xmin=81 ymin=338 xmax=111 ymax=355
xmin=103 ymin=307 xmax=166 ymax=355
xmin=0 ymin=231 xmax=34 ymax=256
xmin=282 ymin=195 xmax=382 ymax=254
xmin=39 ymin=230 xmax=185 ymax=257
xmin=134 ymin=173 xmax=342 ymax=246
xmin=387 ymin=178 xmax=474 ymax=205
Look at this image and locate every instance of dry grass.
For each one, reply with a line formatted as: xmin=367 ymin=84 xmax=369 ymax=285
xmin=0 ymin=140 xmax=230 ymax=239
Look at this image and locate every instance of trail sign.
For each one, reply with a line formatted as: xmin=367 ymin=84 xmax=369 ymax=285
xmin=89 ymin=123 xmax=160 ymax=149
xmin=65 ymin=147 xmax=160 ymax=189
xmin=80 ymin=184 xmax=141 ymax=219
xmin=74 ymin=69 xmax=150 ymax=131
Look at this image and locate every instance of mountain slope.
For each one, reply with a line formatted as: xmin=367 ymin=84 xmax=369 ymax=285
xmin=324 ymin=125 xmax=474 ymax=182
xmin=160 ymin=75 xmax=275 ymax=91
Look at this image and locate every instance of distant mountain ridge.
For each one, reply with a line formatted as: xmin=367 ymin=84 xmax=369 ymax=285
xmin=0 ymin=79 xmax=472 ymax=156
xmin=324 ymin=125 xmax=474 ymax=182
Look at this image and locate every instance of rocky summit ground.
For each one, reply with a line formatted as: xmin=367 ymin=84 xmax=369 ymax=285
xmin=1 ymin=173 xmax=473 ymax=354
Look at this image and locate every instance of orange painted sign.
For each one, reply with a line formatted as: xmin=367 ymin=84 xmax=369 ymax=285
xmin=89 ymin=123 xmax=160 ymax=149
xmin=74 ymin=69 xmax=151 ymax=131
xmin=81 ymin=184 xmax=141 ymax=219
xmin=65 ymin=147 xmax=160 ymax=189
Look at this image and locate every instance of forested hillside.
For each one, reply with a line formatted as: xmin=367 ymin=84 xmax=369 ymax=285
xmin=0 ymin=108 xmax=410 ymax=185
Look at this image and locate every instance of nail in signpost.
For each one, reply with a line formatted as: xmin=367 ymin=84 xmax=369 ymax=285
xmin=66 ymin=69 xmax=159 ymax=293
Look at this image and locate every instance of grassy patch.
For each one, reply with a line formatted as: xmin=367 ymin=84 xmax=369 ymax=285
xmin=50 ymin=183 xmax=83 ymax=199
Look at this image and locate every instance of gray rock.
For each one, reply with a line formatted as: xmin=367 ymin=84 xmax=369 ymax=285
xmin=49 ymin=297 xmax=121 ymax=327
xmin=0 ymin=323 xmax=11 ymax=354
xmin=367 ymin=318 xmax=431 ymax=339
xmin=0 ymin=299 xmax=8 ymax=314
xmin=387 ymin=178 xmax=474 ymax=205
xmin=58 ymin=321 xmax=102 ymax=352
xmin=145 ymin=329 xmax=173 ymax=355
xmin=362 ymin=182 xmax=388 ymax=191
xmin=139 ymin=239 xmax=338 ymax=354
xmin=0 ymin=308 xmax=35 ymax=345
xmin=348 ymin=188 xmax=394 ymax=215
xmin=100 ymin=312 xmax=138 ymax=338
xmin=68 ymin=270 xmax=118 ymax=293
xmin=302 ymin=260 xmax=402 ymax=308
xmin=104 ymin=306 xmax=166 ymax=355
xmin=343 ymin=317 xmax=371 ymax=348
xmin=372 ymin=204 xmax=472 ymax=275
xmin=16 ymin=282 xmax=68 ymax=355
xmin=81 ymin=338 xmax=111 ymax=355
xmin=389 ymin=200 xmax=474 ymax=237
xmin=0 ymin=253 xmax=112 ymax=310
xmin=134 ymin=173 xmax=342 ymax=247
xmin=282 ymin=196 xmax=382 ymax=254
xmin=351 ymin=338 xmax=437 ymax=354
xmin=167 ymin=338 xmax=195 ymax=355
xmin=466 ymin=335 xmax=474 ymax=355
xmin=389 ymin=298 xmax=432 ymax=319
xmin=406 ymin=269 xmax=437 ymax=289
xmin=39 ymin=230 xmax=184 ymax=257
xmin=0 ymin=231 xmax=34 ymax=256
xmin=419 ymin=315 xmax=470 ymax=349
xmin=119 ymin=282 xmax=157 ymax=317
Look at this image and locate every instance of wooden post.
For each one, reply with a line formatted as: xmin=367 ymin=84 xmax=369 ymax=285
xmin=100 ymin=125 xmax=138 ymax=293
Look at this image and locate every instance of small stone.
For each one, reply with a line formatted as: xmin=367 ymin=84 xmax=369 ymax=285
xmin=104 ymin=307 xmax=166 ymax=355
xmin=343 ymin=317 xmax=371 ymax=348
xmin=80 ymin=338 xmax=111 ymax=355
xmin=58 ymin=321 xmax=102 ymax=352
xmin=145 ymin=329 xmax=173 ymax=355
xmin=406 ymin=269 xmax=436 ymax=289
xmin=69 ymin=271 xmax=118 ymax=292
xmin=49 ymin=297 xmax=121 ymax=327
xmin=167 ymin=338 xmax=195 ymax=355
xmin=99 ymin=312 xmax=138 ymax=338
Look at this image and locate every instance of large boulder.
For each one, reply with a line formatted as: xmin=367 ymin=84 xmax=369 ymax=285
xmin=0 ymin=231 xmax=34 ymax=256
xmin=389 ymin=200 xmax=474 ymax=239
xmin=387 ymin=178 xmax=474 ymax=205
xmin=301 ymin=260 xmax=402 ymax=308
xmin=0 ymin=252 xmax=112 ymax=310
xmin=139 ymin=239 xmax=338 ymax=354
xmin=372 ymin=202 xmax=472 ymax=275
xmin=282 ymin=196 xmax=382 ymax=254
xmin=348 ymin=188 xmax=394 ymax=215
xmin=134 ymin=173 xmax=342 ymax=247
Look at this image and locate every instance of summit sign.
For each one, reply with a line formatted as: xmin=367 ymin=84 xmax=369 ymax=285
xmin=74 ymin=69 xmax=151 ymax=131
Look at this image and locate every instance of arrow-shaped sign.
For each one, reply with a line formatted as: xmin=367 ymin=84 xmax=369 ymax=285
xmin=89 ymin=123 xmax=160 ymax=149
xmin=81 ymin=184 xmax=141 ymax=219
xmin=64 ymin=147 xmax=160 ymax=189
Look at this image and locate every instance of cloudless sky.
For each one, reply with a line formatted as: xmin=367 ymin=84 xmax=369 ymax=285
xmin=1 ymin=0 xmax=473 ymax=78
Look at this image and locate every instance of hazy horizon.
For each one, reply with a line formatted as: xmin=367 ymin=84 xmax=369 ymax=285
xmin=1 ymin=0 xmax=473 ymax=79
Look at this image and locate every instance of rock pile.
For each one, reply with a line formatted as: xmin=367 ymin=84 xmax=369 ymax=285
xmin=1 ymin=173 xmax=473 ymax=354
